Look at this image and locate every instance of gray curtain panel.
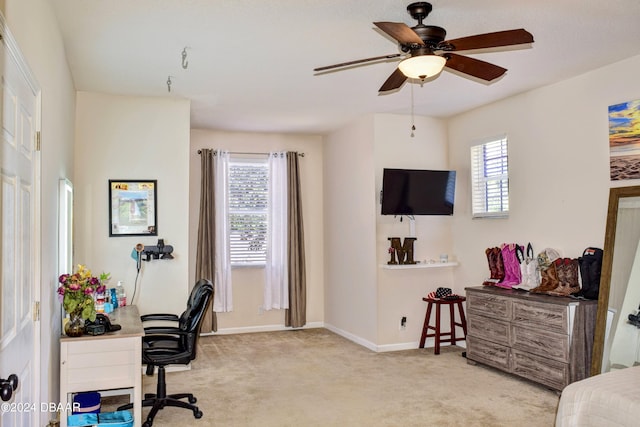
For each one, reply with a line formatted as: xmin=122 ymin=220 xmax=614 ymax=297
xmin=285 ymin=152 xmax=307 ymax=327
xmin=196 ymin=148 xmax=217 ymax=332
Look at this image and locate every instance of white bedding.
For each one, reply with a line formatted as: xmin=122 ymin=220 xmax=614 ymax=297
xmin=556 ymin=365 xmax=640 ymax=426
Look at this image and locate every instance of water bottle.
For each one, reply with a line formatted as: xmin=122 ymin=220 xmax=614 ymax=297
xmin=95 ymin=291 xmax=105 ymax=313
xmin=110 ymin=288 xmax=118 ymax=309
xmin=116 ymin=281 xmax=127 ymax=307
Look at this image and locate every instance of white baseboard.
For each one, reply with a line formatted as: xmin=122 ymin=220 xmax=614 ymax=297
xmin=377 ymin=339 xmax=467 ymax=352
xmin=205 ymin=321 xmax=324 ymax=336
xmin=377 ymin=341 xmax=421 ymax=352
xmin=320 ymin=324 xmax=467 ymax=353
xmin=323 ymin=323 xmax=378 ymax=352
xmin=204 ymin=322 xmax=466 ymax=354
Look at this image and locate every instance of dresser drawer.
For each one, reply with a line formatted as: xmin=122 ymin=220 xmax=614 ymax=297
xmin=468 ymin=313 xmax=510 ymax=346
xmin=61 ymin=336 xmax=141 ymax=392
xmin=511 ymin=349 xmax=569 ymax=391
xmin=511 ymin=324 xmax=569 ymax=362
xmin=467 ymin=291 xmax=511 ymax=320
xmin=466 ymin=336 xmax=510 ymax=371
xmin=512 ymin=300 xmax=569 ymax=333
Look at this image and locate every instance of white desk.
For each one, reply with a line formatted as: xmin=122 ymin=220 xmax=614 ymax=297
xmin=59 ymin=305 xmax=143 ymax=427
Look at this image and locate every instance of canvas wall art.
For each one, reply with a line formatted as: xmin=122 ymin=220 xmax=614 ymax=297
xmin=609 ymin=99 xmax=640 ymax=181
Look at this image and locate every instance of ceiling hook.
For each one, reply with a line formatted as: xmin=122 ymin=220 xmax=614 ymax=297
xmin=182 ymin=48 xmax=189 ymax=69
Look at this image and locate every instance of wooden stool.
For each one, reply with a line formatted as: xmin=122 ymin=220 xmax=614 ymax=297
xmin=419 ymin=296 xmax=467 ymax=354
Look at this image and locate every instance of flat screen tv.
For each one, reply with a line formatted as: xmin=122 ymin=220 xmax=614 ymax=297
xmin=381 ymin=168 xmax=456 ymax=216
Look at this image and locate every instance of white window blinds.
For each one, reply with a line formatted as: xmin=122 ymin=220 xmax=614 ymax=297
xmin=470 ymin=136 xmax=509 ymax=218
xmin=228 ymin=158 xmax=269 ymax=264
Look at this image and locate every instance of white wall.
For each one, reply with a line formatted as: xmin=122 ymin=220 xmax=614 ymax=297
xmin=324 ymin=115 xmax=379 ymax=346
xmin=3 ymin=0 xmax=77 ymax=409
xmin=448 ymin=54 xmax=640 ymax=291
xmin=373 ymin=114 xmax=454 ymax=347
xmin=74 ymin=92 xmax=191 ymax=317
xmin=189 ymin=129 xmax=324 ymax=331
xmin=323 ymin=113 xmax=456 ymax=349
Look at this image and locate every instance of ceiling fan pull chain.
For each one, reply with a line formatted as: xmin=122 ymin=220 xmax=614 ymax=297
xmin=410 ymin=83 xmax=415 ymax=138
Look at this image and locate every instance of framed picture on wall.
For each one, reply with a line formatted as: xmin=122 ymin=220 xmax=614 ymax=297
xmin=609 ymin=99 xmax=640 ymax=181
xmin=109 ymin=179 xmax=158 ymax=236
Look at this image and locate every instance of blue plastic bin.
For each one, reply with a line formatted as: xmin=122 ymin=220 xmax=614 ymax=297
xmin=72 ymin=392 xmax=101 ymax=414
xmin=67 ymin=410 xmax=134 ymax=427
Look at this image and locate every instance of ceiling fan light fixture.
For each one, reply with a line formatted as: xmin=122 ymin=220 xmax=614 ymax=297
xmin=398 ymin=55 xmax=446 ymax=80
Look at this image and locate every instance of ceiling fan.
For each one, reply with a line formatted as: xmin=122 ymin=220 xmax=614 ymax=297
xmin=314 ymin=2 xmax=534 ymax=92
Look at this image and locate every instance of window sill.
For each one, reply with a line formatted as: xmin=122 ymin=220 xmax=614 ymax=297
xmin=231 ymin=263 xmax=265 ymax=269
xmin=472 ymin=214 xmax=509 ymax=219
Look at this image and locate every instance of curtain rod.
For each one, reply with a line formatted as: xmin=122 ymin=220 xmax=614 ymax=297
xmin=197 ymin=150 xmax=304 ymax=157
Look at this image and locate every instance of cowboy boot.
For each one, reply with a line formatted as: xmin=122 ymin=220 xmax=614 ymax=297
xmin=483 ymin=247 xmax=498 ymax=286
xmin=568 ymin=259 xmax=581 ymax=294
xmin=565 ymin=258 xmax=581 ymax=295
xmin=530 ymin=263 xmax=560 ymax=294
xmin=549 ymin=258 xmax=581 ymax=296
xmin=547 ymin=258 xmax=569 ymax=296
xmin=483 ymin=247 xmax=504 ymax=286
xmin=493 ymin=247 xmax=505 ymax=283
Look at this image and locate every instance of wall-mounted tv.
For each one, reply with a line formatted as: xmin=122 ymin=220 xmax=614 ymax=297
xmin=381 ymin=168 xmax=456 ymax=216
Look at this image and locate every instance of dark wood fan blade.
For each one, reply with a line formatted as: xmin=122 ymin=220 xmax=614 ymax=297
xmin=374 ymin=22 xmax=424 ymax=46
xmin=445 ymin=53 xmax=507 ymax=81
xmin=379 ymin=68 xmax=407 ymax=92
xmin=445 ymin=29 xmax=533 ymax=51
xmin=314 ymin=54 xmax=402 ymax=72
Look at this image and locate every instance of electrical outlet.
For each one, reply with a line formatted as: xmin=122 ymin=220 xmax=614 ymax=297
xmin=258 ymin=306 xmax=264 ymax=315
xmin=400 ymin=316 xmax=407 ymax=330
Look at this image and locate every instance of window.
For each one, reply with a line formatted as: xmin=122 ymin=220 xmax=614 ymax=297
xmin=470 ymin=135 xmax=509 ymax=218
xmin=228 ymin=157 xmax=269 ymax=265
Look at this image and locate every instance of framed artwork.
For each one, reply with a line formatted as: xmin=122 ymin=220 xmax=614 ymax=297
xmin=109 ymin=180 xmax=157 ymax=236
xmin=609 ymin=99 xmax=640 ymax=181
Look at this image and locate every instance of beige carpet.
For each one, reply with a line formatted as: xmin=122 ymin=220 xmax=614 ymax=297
xmin=119 ymin=328 xmax=559 ymax=426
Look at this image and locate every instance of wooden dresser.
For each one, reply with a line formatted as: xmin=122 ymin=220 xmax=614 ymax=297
xmin=465 ymin=286 xmax=597 ymax=391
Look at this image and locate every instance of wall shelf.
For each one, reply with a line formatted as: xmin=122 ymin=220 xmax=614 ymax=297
xmin=381 ymin=262 xmax=458 ymax=270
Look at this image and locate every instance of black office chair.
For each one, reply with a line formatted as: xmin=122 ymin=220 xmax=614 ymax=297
xmin=141 ymin=278 xmax=212 ymax=339
xmin=123 ymin=279 xmax=213 ymax=427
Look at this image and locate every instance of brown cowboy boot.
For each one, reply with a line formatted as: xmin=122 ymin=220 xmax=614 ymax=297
xmin=548 ymin=258 xmax=581 ymax=296
xmin=566 ymin=258 xmax=581 ymax=295
xmin=494 ymin=247 xmax=505 ymax=283
xmin=483 ymin=247 xmax=505 ymax=286
xmin=530 ymin=262 xmax=560 ymax=294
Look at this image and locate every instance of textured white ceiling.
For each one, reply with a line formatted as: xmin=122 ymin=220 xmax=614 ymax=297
xmin=51 ymin=0 xmax=640 ymax=134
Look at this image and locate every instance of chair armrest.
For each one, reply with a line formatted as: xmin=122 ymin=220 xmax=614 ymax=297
xmin=144 ymin=326 xmax=185 ymax=335
xmin=140 ymin=313 xmax=180 ymax=322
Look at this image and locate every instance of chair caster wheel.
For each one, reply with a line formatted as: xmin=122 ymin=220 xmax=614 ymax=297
xmin=189 ymin=396 xmax=197 ymax=404
xmin=194 ymin=408 xmax=203 ymax=419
